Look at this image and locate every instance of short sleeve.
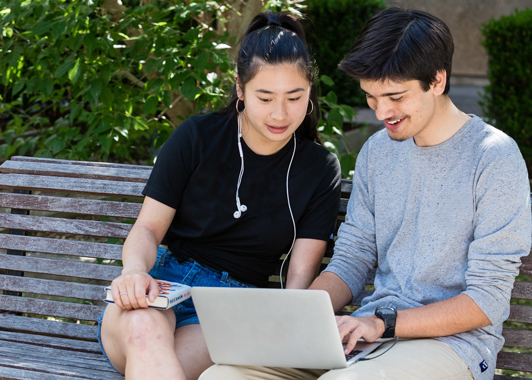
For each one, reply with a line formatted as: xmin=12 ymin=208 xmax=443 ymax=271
xmin=142 ymin=118 xmax=198 ymax=209
xmin=296 ymin=153 xmax=342 ymax=241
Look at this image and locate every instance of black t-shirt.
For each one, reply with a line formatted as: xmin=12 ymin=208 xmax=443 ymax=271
xmin=143 ymin=112 xmax=341 ymax=287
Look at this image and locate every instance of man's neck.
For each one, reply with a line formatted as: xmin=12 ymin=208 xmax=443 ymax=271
xmin=414 ymin=97 xmax=471 ymax=147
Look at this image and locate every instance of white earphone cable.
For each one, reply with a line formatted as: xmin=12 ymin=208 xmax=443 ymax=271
xmin=279 ymin=134 xmax=297 ymax=289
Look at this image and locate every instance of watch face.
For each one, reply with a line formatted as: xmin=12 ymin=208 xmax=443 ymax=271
xmin=377 ymin=307 xmax=396 ymax=316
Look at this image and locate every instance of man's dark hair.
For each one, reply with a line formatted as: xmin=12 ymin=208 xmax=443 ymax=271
xmin=338 ymin=8 xmax=454 ymax=94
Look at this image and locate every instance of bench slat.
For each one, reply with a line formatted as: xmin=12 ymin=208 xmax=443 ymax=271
xmin=1 ymin=161 xmax=150 ymax=183
xmin=11 ymin=155 xmax=151 ymax=170
xmin=520 ymin=257 xmax=532 ymax=276
xmin=0 ymin=193 xmax=141 ymax=218
xmin=512 ymin=281 xmax=532 ymax=300
xmin=508 ymin=304 xmax=532 ymax=324
xmin=0 ymin=314 xmax=97 ymax=340
xmin=340 ymin=179 xmax=352 ymax=194
xmin=0 ymin=365 xmax=78 ymax=380
xmin=0 ymin=174 xmax=144 ymax=197
xmin=0 ymin=235 xmax=122 ymax=260
xmin=496 ymin=351 xmax=532 ymax=372
xmin=0 ymin=275 xmax=106 ymax=302
xmin=1 ymin=255 xmax=122 ymax=281
xmin=0 ymin=295 xmax=104 ymax=321
xmin=0 ymin=340 xmax=113 ymax=366
xmin=502 ymin=328 xmax=532 ymax=349
xmin=0 ymin=352 xmax=123 ymax=379
xmin=0 ymin=214 xmax=131 ymax=239
xmin=0 ymin=330 xmax=100 ymax=353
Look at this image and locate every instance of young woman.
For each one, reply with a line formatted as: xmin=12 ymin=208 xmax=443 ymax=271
xmin=97 ymin=11 xmax=341 ymax=380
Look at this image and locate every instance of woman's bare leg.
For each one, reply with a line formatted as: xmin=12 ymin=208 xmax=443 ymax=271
xmin=101 ymin=304 xmax=186 ymax=380
xmin=174 ymin=324 xmax=214 ymax=380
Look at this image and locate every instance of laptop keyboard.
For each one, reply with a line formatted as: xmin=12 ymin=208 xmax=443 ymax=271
xmin=345 ymin=349 xmax=363 ymax=361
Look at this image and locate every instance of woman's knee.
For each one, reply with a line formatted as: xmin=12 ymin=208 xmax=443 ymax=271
xmin=103 ymin=305 xmax=175 ymax=345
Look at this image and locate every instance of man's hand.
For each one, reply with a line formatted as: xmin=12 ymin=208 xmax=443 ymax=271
xmin=336 ymin=315 xmax=385 ymax=354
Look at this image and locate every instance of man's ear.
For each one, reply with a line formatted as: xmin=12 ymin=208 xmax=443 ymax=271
xmin=431 ymin=70 xmax=447 ymax=96
xmin=235 ymin=74 xmax=244 ymax=100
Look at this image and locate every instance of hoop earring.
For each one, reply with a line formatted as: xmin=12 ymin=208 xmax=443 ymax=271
xmin=306 ymin=99 xmax=314 ymax=115
xmin=236 ymin=99 xmax=245 ymax=115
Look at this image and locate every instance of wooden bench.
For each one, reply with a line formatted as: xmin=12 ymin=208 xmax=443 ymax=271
xmin=0 ymin=156 xmax=530 ymax=379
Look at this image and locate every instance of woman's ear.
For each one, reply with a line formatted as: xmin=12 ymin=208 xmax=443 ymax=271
xmin=235 ymin=74 xmax=244 ymax=100
xmin=431 ymin=70 xmax=447 ymax=96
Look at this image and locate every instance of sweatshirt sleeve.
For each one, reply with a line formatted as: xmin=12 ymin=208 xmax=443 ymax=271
xmin=463 ymin=136 xmax=532 ymax=326
xmin=324 ymin=141 xmax=378 ymax=303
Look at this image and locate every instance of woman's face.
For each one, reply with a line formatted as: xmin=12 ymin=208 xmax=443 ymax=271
xmin=237 ymin=63 xmax=311 ymax=155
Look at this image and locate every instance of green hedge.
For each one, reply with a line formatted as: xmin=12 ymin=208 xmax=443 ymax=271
xmin=304 ymin=0 xmax=385 ymax=107
xmin=481 ymin=8 xmax=532 ymax=164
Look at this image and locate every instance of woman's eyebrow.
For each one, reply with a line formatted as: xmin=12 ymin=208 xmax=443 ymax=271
xmin=255 ymin=88 xmax=306 ymax=95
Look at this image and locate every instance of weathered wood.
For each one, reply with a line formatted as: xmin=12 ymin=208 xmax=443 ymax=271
xmin=502 ymin=328 xmax=532 ymax=349
xmin=0 ymin=340 xmax=112 ymax=368
xmin=0 ymin=174 xmax=144 ymax=198
xmin=519 ymin=257 xmax=532 ymax=276
xmin=0 ymin=275 xmax=106 ymax=302
xmin=10 ymin=155 xmax=151 ymax=171
xmin=496 ymin=351 xmax=532 ymax=372
xmin=508 ymin=304 xmax=532 ymax=324
xmin=0 ymin=235 xmax=123 ymax=260
xmin=1 ymin=161 xmax=150 ymax=183
xmin=1 ymin=255 xmax=122 ymax=281
xmin=512 ymin=281 xmax=532 ymax=300
xmin=0 ymin=365 xmax=80 ymax=380
xmin=0 ymin=353 xmax=123 ymax=379
xmin=0 ymin=314 xmax=97 ymax=340
xmin=0 ymin=214 xmax=132 ymax=239
xmin=0 ymin=193 xmax=142 ymax=218
xmin=0 ymin=330 xmax=100 ymax=353
xmin=0 ymin=295 xmax=104 ymax=321
xmin=340 ymin=179 xmax=352 ymax=194
xmin=339 ymin=198 xmax=348 ymax=214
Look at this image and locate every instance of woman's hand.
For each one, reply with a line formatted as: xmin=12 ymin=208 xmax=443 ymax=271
xmin=110 ymin=270 xmax=160 ymax=310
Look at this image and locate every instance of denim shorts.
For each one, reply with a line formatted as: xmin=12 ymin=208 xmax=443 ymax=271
xmin=97 ymin=246 xmax=255 ymax=372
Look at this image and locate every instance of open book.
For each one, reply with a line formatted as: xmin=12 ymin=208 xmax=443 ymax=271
xmin=104 ymin=279 xmax=191 ymax=310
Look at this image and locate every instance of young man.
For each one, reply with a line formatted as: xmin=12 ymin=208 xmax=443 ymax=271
xmin=200 ymin=8 xmax=531 ymax=380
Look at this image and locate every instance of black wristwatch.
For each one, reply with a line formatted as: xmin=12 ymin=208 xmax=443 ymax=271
xmin=375 ymin=306 xmax=397 ymax=338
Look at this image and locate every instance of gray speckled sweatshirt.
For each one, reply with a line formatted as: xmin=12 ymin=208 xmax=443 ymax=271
xmin=325 ymin=115 xmax=531 ymax=380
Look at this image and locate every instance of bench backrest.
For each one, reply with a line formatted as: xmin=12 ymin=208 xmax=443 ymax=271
xmin=0 ymin=156 xmax=530 ymax=376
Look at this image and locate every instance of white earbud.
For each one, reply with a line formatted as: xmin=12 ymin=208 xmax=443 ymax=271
xmin=234 ymin=114 xmax=247 ymax=219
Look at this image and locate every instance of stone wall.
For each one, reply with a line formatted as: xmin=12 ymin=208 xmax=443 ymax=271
xmin=386 ymin=0 xmax=531 ymax=79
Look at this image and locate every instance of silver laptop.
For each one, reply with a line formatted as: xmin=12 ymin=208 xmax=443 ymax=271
xmin=191 ymin=287 xmax=382 ymax=369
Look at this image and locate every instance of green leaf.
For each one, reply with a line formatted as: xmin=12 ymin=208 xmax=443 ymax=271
xmin=326 ymin=91 xmax=338 ymax=105
xmin=51 ymin=139 xmax=66 ymax=155
xmin=84 ymin=33 xmax=96 ymax=52
xmin=68 ymin=59 xmax=81 ymax=84
xmin=99 ymin=66 xmax=112 ymax=84
xmin=101 ymin=87 xmax=114 ymax=108
xmin=145 ymin=96 xmax=158 ymax=114
xmin=340 ymin=154 xmax=357 ymax=179
xmin=162 ymin=91 xmax=172 ymax=108
xmin=89 ymin=78 xmax=103 ymax=102
xmin=54 ymin=58 xmax=75 ymax=78
xmin=180 ymin=77 xmax=201 ymax=101
xmin=196 ymin=52 xmax=210 ymax=71
xmin=52 ymin=20 xmax=66 ymax=39
xmin=33 ymin=21 xmax=53 ymax=36
xmin=320 ymin=75 xmax=335 ymax=87
xmin=3 ymin=27 xmax=13 ymax=38
xmin=12 ymin=80 xmax=26 ymax=96
xmin=40 ymin=76 xmax=53 ymax=96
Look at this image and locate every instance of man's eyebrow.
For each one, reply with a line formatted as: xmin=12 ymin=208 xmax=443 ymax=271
xmin=255 ymin=88 xmax=305 ymax=95
xmin=361 ymin=89 xmax=408 ymax=97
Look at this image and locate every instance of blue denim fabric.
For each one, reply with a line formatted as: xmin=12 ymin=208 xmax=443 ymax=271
xmin=96 ymin=246 xmax=255 ymax=372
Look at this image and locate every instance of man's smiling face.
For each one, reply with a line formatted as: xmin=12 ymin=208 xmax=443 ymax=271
xmin=361 ymin=78 xmax=440 ymax=146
